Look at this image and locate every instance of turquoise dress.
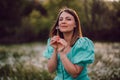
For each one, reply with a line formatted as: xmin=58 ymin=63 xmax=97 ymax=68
xmin=43 ymin=37 xmax=95 ymax=80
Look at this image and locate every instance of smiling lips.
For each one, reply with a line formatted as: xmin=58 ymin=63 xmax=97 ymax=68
xmin=60 ymin=25 xmax=68 ymax=28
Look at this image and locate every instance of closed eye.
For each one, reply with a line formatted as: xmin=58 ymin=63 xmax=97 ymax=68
xmin=66 ymin=18 xmax=71 ymax=21
xmin=59 ymin=18 xmax=63 ymax=21
xmin=59 ymin=17 xmax=72 ymax=21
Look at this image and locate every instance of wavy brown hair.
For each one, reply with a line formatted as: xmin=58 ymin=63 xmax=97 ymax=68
xmin=49 ymin=7 xmax=83 ymax=47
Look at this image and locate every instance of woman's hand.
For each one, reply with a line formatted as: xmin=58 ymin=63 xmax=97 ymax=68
xmin=50 ymin=36 xmax=67 ymax=52
xmin=57 ymin=38 xmax=67 ymax=52
xmin=50 ymin=36 xmax=60 ymax=49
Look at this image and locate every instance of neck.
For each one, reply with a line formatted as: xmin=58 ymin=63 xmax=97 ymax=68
xmin=63 ymin=32 xmax=73 ymax=45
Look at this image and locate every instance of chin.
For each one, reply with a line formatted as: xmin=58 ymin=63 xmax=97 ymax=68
xmin=60 ymin=29 xmax=73 ymax=33
xmin=60 ymin=30 xmax=68 ymax=32
xmin=60 ymin=30 xmax=72 ymax=33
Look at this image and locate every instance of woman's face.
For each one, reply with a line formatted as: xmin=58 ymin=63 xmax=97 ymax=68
xmin=58 ymin=12 xmax=76 ymax=33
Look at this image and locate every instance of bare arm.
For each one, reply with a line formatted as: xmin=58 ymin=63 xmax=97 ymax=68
xmin=47 ymin=49 xmax=58 ymax=73
xmin=59 ymin=47 xmax=83 ymax=78
xmin=56 ymin=38 xmax=83 ymax=78
xmin=47 ymin=36 xmax=60 ymax=73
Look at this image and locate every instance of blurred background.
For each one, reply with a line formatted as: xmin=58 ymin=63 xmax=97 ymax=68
xmin=0 ymin=0 xmax=120 ymax=80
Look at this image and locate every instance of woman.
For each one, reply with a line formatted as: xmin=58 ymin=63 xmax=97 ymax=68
xmin=43 ymin=7 xmax=95 ymax=80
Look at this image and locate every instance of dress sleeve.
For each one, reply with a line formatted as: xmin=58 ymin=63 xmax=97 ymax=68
xmin=72 ymin=37 xmax=95 ymax=67
xmin=43 ymin=38 xmax=54 ymax=59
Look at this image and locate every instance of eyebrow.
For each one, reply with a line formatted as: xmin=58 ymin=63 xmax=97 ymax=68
xmin=59 ymin=16 xmax=73 ymax=19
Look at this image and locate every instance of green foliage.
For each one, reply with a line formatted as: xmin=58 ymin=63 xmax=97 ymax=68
xmin=88 ymin=42 xmax=120 ymax=80
xmin=0 ymin=64 xmax=54 ymax=80
xmin=0 ymin=43 xmax=55 ymax=80
xmin=0 ymin=0 xmax=120 ymax=43
xmin=0 ymin=42 xmax=120 ymax=80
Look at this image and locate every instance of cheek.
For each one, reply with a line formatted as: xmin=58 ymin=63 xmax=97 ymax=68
xmin=58 ymin=20 xmax=62 ymax=25
xmin=69 ymin=26 xmax=75 ymax=30
xmin=68 ymin=24 xmax=75 ymax=31
xmin=68 ymin=22 xmax=76 ymax=28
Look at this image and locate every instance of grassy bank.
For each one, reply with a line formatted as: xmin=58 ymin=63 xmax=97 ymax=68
xmin=0 ymin=42 xmax=120 ymax=80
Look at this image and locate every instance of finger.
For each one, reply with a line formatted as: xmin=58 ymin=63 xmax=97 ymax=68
xmin=57 ymin=39 xmax=64 ymax=44
xmin=51 ymin=36 xmax=60 ymax=42
xmin=57 ymin=39 xmax=67 ymax=47
xmin=54 ymin=36 xmax=60 ymax=41
xmin=50 ymin=40 xmax=56 ymax=44
xmin=57 ymin=40 xmax=62 ymax=44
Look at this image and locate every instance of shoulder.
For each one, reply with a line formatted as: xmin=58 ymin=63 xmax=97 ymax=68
xmin=74 ymin=37 xmax=94 ymax=48
xmin=43 ymin=38 xmax=54 ymax=59
xmin=71 ymin=37 xmax=95 ymax=65
xmin=78 ymin=37 xmax=93 ymax=43
xmin=46 ymin=38 xmax=52 ymax=46
xmin=47 ymin=38 xmax=51 ymax=43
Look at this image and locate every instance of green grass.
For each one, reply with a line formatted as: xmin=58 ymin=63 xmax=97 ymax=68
xmin=0 ymin=42 xmax=120 ymax=80
xmin=88 ymin=42 xmax=120 ymax=80
xmin=0 ymin=43 xmax=55 ymax=80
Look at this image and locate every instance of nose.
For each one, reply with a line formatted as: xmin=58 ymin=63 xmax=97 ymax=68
xmin=61 ymin=19 xmax=66 ymax=24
